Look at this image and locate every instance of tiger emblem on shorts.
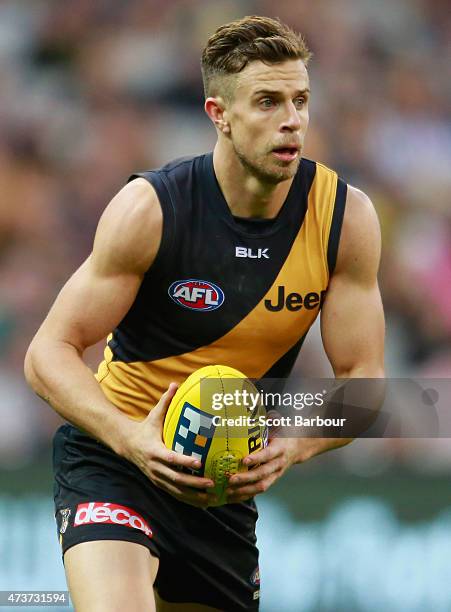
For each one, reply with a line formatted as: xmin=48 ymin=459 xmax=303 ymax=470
xmin=59 ymin=508 xmax=71 ymax=534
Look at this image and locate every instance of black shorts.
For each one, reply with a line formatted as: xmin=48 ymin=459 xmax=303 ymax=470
xmin=53 ymin=424 xmax=261 ymax=611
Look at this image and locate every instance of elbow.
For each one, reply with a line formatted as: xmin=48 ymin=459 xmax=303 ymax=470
xmin=24 ymin=336 xmax=78 ymax=398
xmin=24 ymin=343 xmax=39 ymax=391
xmin=24 ymin=341 xmax=48 ymax=396
xmin=336 ymin=364 xmax=385 ymax=379
xmin=373 ymin=366 xmax=385 ymax=379
xmin=356 ymin=366 xmax=385 ymax=379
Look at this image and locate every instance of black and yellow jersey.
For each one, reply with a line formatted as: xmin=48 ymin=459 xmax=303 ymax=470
xmin=95 ymin=153 xmax=347 ymax=419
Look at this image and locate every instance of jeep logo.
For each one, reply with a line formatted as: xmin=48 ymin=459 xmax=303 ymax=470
xmin=264 ymin=286 xmax=326 ymax=312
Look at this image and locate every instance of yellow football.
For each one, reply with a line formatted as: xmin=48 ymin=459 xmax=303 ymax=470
xmin=163 ymin=364 xmax=267 ymax=506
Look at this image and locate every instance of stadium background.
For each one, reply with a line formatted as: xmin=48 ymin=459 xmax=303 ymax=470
xmin=1 ymin=0 xmax=450 ymax=610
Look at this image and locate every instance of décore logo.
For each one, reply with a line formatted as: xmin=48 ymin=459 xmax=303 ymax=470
xmin=168 ymin=279 xmax=225 ymax=312
xmin=74 ymin=502 xmax=153 ymax=539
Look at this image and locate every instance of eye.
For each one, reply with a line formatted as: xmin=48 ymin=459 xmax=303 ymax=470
xmin=259 ymin=98 xmax=275 ymax=109
xmin=294 ymin=97 xmax=306 ymax=108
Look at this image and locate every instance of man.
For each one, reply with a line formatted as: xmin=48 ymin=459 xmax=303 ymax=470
xmin=24 ymin=15 xmax=384 ymax=612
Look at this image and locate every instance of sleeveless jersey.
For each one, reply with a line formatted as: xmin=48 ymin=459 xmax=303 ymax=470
xmin=95 ymin=153 xmax=347 ymax=420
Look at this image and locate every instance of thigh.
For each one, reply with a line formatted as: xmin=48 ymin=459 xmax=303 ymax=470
xmin=65 ymin=540 xmax=158 ymax=612
xmin=53 ymin=425 xmax=260 ymax=610
xmin=154 ymin=501 xmax=261 ymax=611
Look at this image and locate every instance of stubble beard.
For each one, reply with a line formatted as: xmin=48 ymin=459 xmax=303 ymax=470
xmin=233 ymin=143 xmax=300 ymax=185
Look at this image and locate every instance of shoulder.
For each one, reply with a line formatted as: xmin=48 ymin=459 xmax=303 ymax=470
xmin=130 ymin=154 xmax=206 ymax=182
xmin=92 ymin=177 xmax=163 ymax=276
xmin=334 ymin=185 xmax=381 ymax=283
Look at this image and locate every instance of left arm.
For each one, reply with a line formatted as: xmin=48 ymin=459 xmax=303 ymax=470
xmin=226 ymin=186 xmax=385 ymax=502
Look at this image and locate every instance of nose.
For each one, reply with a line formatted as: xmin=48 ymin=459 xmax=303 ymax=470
xmin=280 ymin=101 xmax=302 ymax=132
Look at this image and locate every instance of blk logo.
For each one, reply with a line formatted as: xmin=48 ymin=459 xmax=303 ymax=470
xmin=265 ymin=286 xmax=326 ymax=312
xmin=235 ymin=247 xmax=269 ymax=259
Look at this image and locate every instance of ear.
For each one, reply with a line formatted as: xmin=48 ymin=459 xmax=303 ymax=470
xmin=204 ymin=97 xmax=231 ymax=134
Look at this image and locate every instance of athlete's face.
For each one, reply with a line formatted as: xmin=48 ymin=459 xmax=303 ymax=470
xmin=225 ymin=59 xmax=310 ymax=183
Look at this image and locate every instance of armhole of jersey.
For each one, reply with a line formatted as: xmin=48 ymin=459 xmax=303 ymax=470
xmin=327 ymin=178 xmax=347 ymax=276
xmin=128 ymin=172 xmax=176 ymax=278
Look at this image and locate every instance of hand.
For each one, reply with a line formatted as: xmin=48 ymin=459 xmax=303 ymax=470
xmin=225 ymin=436 xmax=299 ymax=503
xmin=122 ymin=383 xmax=217 ymax=508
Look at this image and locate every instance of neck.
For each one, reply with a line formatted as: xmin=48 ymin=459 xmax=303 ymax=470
xmin=212 ymin=142 xmax=294 ymax=219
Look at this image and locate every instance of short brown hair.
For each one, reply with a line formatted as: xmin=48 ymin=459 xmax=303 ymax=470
xmin=201 ymin=15 xmax=311 ymax=99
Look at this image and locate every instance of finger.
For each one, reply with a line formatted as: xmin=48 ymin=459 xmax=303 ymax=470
xmin=154 ymin=478 xmax=208 ymax=507
xmin=226 ymin=469 xmax=283 ymax=503
xmin=146 ymin=382 xmax=179 ymax=425
xmin=149 ymin=442 xmax=204 ymax=472
xmin=159 ymin=447 xmax=203 ymax=472
xmin=227 ymin=459 xmax=283 ymax=487
xmin=154 ymin=463 xmax=214 ymax=490
xmin=152 ymin=476 xmax=217 ymax=508
xmin=243 ymin=440 xmax=283 ymax=467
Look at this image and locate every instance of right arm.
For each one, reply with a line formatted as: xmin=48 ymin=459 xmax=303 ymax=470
xmin=24 ymin=178 xmax=216 ymax=507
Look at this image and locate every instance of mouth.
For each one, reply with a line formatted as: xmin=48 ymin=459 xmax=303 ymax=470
xmin=271 ymin=146 xmax=300 ymax=162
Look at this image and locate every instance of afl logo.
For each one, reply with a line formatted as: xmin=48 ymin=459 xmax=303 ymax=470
xmin=250 ymin=566 xmax=260 ymax=586
xmin=168 ymin=279 xmax=225 ymax=312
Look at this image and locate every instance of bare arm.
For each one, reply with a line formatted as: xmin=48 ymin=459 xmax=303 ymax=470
xmin=321 ymin=185 xmax=385 ymax=379
xmin=226 ymin=185 xmax=386 ymax=501
xmin=25 ymin=178 xmax=158 ymax=452
xmin=25 ymin=178 xmax=215 ymax=507
xmin=291 ymin=184 xmax=386 ymax=461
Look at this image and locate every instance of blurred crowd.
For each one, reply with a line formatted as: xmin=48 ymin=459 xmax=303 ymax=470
xmin=0 ymin=0 xmax=450 ymax=467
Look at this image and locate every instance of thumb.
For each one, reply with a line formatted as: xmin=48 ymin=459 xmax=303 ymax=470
xmin=146 ymin=382 xmax=179 ymax=427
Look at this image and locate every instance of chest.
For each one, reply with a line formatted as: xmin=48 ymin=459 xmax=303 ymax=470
xmin=156 ymin=215 xmax=328 ymax=347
